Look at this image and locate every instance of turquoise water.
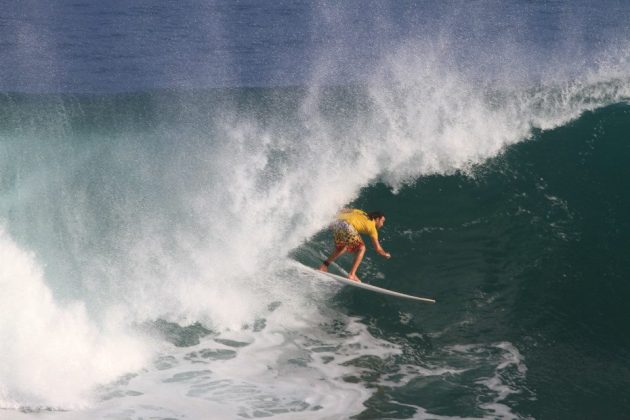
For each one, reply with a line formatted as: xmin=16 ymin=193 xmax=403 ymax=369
xmin=1 ymin=2 xmax=630 ymax=419
xmin=2 ymin=86 xmax=629 ymax=419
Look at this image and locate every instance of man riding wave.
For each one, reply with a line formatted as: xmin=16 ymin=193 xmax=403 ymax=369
xmin=319 ymin=209 xmax=391 ymax=282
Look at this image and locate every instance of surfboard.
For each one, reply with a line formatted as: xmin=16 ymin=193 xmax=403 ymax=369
xmin=303 ymin=265 xmax=436 ymax=304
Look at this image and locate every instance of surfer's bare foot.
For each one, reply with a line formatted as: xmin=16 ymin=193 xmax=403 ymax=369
xmin=348 ymin=274 xmax=361 ymax=282
xmin=318 ymin=264 xmax=328 ymax=272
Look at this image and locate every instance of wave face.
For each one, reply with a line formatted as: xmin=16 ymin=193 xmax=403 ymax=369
xmin=1 ymin=1 xmax=630 ymax=418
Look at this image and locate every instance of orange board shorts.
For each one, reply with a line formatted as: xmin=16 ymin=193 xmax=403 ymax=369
xmin=331 ymin=220 xmax=364 ymax=253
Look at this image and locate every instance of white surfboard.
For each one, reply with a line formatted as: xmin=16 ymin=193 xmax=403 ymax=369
xmin=303 ymin=265 xmax=436 ymax=304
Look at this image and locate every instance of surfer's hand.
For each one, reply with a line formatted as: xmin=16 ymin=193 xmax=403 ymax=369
xmin=384 ymin=252 xmax=391 ymax=259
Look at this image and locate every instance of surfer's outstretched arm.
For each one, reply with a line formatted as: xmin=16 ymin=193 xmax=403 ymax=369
xmin=371 ymin=237 xmax=391 ymax=259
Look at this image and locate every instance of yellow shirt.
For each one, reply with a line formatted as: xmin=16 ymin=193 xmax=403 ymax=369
xmin=337 ymin=209 xmax=378 ymax=241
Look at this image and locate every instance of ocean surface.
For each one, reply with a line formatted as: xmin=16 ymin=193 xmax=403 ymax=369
xmin=1 ymin=1 xmax=630 ymax=419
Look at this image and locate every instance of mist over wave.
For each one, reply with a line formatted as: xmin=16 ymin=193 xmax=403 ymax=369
xmin=1 ymin=1 xmax=629 ymax=416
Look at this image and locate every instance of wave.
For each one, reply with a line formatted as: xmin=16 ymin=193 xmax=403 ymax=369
xmin=0 ymin=228 xmax=149 ymax=409
xmin=1 ymin=41 xmax=629 ymax=411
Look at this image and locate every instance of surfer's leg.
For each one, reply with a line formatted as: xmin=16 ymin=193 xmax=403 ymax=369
xmin=319 ymin=245 xmax=347 ymax=272
xmin=348 ymin=244 xmax=365 ymax=282
xmin=320 ymin=220 xmax=353 ymax=272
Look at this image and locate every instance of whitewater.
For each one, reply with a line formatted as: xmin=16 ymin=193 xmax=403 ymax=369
xmin=1 ymin=2 xmax=630 ymax=419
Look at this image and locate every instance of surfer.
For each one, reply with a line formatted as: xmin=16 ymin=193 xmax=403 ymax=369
xmin=319 ymin=209 xmax=391 ymax=282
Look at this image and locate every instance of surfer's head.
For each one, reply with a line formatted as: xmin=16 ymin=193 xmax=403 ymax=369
xmin=367 ymin=211 xmax=386 ymax=229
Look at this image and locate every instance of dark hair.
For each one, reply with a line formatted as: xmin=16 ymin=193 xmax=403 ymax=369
xmin=367 ymin=211 xmax=385 ymax=220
